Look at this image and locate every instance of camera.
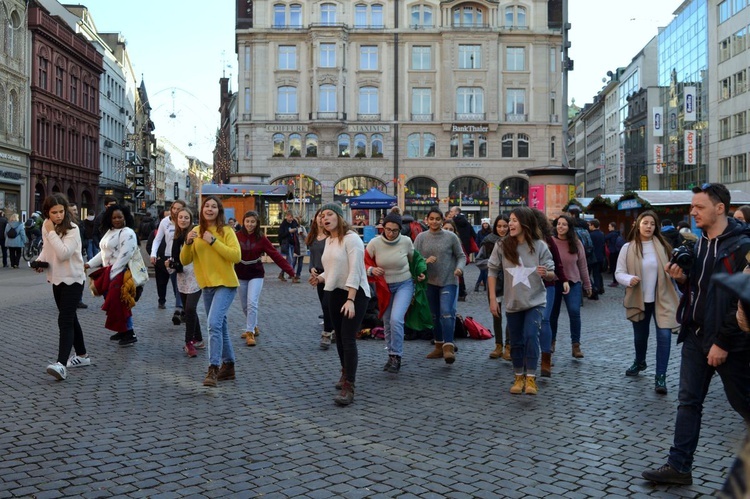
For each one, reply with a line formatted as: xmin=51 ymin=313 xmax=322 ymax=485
xmin=670 ymin=242 xmax=695 ymax=272
xmin=29 ymin=260 xmax=49 ymax=269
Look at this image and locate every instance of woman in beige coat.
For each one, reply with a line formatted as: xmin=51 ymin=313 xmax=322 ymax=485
xmin=615 ymin=211 xmax=679 ymax=394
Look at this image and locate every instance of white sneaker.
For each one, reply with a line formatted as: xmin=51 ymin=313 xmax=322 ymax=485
xmin=46 ymin=362 xmax=67 ymax=380
xmin=66 ymin=355 xmax=91 ymax=368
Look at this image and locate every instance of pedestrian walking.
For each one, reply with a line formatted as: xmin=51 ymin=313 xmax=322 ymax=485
xmin=309 ymin=203 xmax=370 ymax=406
xmin=4 ymin=213 xmax=26 ymax=268
xmin=305 ymin=209 xmax=334 ymax=349
xmin=643 ymin=183 xmax=750 ymax=485
xmin=481 ymin=215 xmax=511 ymax=360
xmin=605 ymin=222 xmax=625 ymax=287
xmin=180 ymin=195 xmax=241 ymax=388
xmin=414 ymin=207 xmax=465 ymax=364
xmin=293 ymin=216 xmax=307 ymax=282
xmin=277 ymin=210 xmax=299 ymax=282
xmin=587 ymin=219 xmax=606 ymax=296
xmin=488 ymin=206 xmax=554 ymax=395
xmin=474 ymin=218 xmax=492 ymax=292
xmin=0 ymin=209 xmax=8 ymax=268
xmin=615 ymin=210 xmax=679 ymax=394
xmin=150 ymin=200 xmax=186 ymax=322
xmin=35 ymin=194 xmax=90 ymax=381
xmin=365 ymin=211 xmax=423 ymax=373
xmin=235 ymin=210 xmax=295 ymax=347
xmin=172 ymin=207 xmax=205 ymax=358
xmin=85 ymin=204 xmax=140 ymax=347
xmin=550 ymin=214 xmax=593 ymax=360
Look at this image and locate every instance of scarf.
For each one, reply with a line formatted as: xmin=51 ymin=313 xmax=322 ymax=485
xmin=623 ymin=239 xmax=679 ymax=329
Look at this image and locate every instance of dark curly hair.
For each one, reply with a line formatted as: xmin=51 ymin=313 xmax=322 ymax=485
xmin=100 ymin=204 xmax=135 ymax=232
xmin=42 ymin=193 xmax=74 ymax=237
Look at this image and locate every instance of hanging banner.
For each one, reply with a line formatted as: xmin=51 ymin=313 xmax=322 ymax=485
xmin=685 ymin=130 xmax=697 ymax=165
xmin=652 ymin=107 xmax=664 ymax=137
xmin=654 ymin=144 xmax=664 ymax=174
xmin=618 ymin=148 xmax=625 ymax=183
xmin=684 ymin=86 xmax=696 ymax=122
xmin=529 ymin=185 xmax=545 ymax=212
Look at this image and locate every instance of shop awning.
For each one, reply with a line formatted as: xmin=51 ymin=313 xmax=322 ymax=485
xmin=349 ymin=188 xmax=397 ymax=209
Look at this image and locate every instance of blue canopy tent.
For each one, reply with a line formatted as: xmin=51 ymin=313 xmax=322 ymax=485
xmin=349 ymin=188 xmax=397 ymax=209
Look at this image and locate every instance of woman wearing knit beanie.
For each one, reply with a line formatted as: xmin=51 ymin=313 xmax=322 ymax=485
xmin=310 ymin=203 xmax=370 ymax=406
xmin=365 ymin=211 xmax=424 ymax=373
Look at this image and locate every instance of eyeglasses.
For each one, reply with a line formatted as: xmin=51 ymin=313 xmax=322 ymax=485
xmin=383 ymin=228 xmax=400 ymax=234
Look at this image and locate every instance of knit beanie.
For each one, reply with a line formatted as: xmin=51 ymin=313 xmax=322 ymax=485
xmin=383 ymin=212 xmax=402 ymax=229
xmin=320 ymin=202 xmax=344 ymax=219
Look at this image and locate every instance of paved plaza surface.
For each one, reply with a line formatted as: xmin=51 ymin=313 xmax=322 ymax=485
xmin=0 ymin=262 xmax=745 ymax=498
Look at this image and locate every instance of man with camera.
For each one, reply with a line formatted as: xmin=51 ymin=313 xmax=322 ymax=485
xmin=643 ymin=183 xmax=750 ymax=486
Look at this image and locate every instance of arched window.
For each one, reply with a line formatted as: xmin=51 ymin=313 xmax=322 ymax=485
xmin=319 ymin=84 xmax=336 ymax=112
xmin=306 ymin=134 xmax=318 ymax=157
xmin=272 ymin=133 xmax=285 ymax=157
xmin=502 ymin=133 xmax=513 ymax=158
xmin=277 ymin=86 xmax=297 ymax=114
xmin=354 ymin=134 xmax=367 ymax=157
xmin=5 ymin=11 xmax=20 ymax=58
xmin=407 ymin=133 xmax=420 ymax=158
xmin=505 ymin=5 xmax=527 ymax=28
xmin=453 ymin=5 xmax=484 ymax=27
xmin=338 ymin=134 xmax=350 ymax=157
xmin=424 ymin=133 xmax=436 ymax=157
xmin=355 ymin=4 xmax=367 ymax=27
xmin=273 ymin=4 xmax=286 ymax=27
xmin=321 ymin=3 xmax=337 ymax=25
xmin=289 ymin=133 xmax=302 ymax=157
xmin=411 ymin=5 xmax=433 ymax=27
xmin=359 ymin=86 xmax=378 ymax=114
xmin=518 ymin=133 xmax=529 ymax=158
xmin=289 ymin=4 xmax=302 ymax=27
xmin=371 ymin=134 xmax=383 ymax=157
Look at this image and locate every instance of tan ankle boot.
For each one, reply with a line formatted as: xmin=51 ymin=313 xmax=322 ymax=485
xmin=443 ymin=343 xmax=455 ymax=364
xmin=426 ymin=341 xmax=444 ymax=359
xmin=489 ymin=344 xmax=504 ymax=359
xmin=245 ymin=330 xmax=256 ymax=347
xmin=510 ymin=374 xmax=525 ymax=394
xmin=572 ymin=343 xmax=584 ymax=358
xmin=541 ymin=352 xmax=552 ymax=377
xmin=502 ymin=344 xmax=512 ymax=361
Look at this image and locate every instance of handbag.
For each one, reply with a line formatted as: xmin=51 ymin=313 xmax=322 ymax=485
xmin=128 ymin=248 xmax=149 ymax=287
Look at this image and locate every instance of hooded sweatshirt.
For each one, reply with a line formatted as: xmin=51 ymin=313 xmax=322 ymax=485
xmin=488 ymin=238 xmax=554 ymax=313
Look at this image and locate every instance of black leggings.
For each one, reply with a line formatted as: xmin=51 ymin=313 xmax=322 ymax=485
xmin=316 ymin=282 xmax=333 ymax=332
xmin=180 ymin=290 xmax=203 ymax=344
xmin=53 ymin=282 xmax=86 ymax=364
xmin=326 ymin=288 xmax=368 ymax=383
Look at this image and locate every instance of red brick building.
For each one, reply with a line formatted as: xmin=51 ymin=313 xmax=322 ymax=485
xmin=28 ymin=1 xmax=103 ymax=215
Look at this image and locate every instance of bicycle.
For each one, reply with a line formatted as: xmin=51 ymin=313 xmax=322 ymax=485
xmin=23 ymin=236 xmax=42 ymax=262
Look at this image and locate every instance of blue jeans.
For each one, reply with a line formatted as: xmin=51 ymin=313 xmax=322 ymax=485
xmin=668 ymin=330 xmax=750 ymax=473
xmin=540 ymin=285 xmax=556 ymax=354
xmin=550 ymin=281 xmax=583 ymax=345
xmin=202 ymin=286 xmax=237 ymax=366
xmin=88 ymin=239 xmax=99 ymax=258
xmin=505 ymin=305 xmax=544 ymax=374
xmin=238 ymin=278 xmax=264 ymax=332
xmin=631 ymin=302 xmax=672 ymax=375
xmin=425 ymin=284 xmax=457 ymax=343
xmin=383 ymin=279 xmax=414 ymax=357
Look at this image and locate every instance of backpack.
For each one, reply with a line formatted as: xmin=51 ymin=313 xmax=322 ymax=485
xmin=575 ymin=227 xmax=594 ymax=262
xmin=464 ymin=316 xmax=493 ymax=340
xmin=6 ymin=225 xmax=18 ymax=239
xmin=409 ymin=221 xmax=423 ymax=242
xmin=454 ymin=314 xmax=468 ymax=339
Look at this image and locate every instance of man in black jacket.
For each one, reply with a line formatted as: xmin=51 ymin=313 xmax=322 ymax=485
xmin=643 ymin=183 xmax=750 ymax=486
xmin=449 ymin=206 xmax=475 ymax=301
xmin=277 ymin=210 xmax=299 ymax=282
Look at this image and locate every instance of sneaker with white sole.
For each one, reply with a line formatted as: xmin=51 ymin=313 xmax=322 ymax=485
xmin=66 ymin=355 xmax=91 ymax=368
xmin=193 ymin=340 xmax=206 ymax=349
xmin=46 ymin=362 xmax=67 ymax=380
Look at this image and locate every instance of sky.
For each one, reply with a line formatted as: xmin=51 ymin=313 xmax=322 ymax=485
xmin=76 ymin=1 xmax=682 ymax=163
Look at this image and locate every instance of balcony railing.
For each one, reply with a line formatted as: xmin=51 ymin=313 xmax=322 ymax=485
xmin=505 ymin=113 xmax=528 ymax=122
xmin=352 ymin=24 xmax=385 ymax=29
xmin=275 ymin=113 xmax=299 ymax=120
xmin=316 ymin=112 xmax=339 ymax=120
xmin=411 ymin=113 xmax=433 ymax=122
xmin=451 ymin=23 xmax=490 ymax=30
xmin=455 ymin=112 xmax=486 ymax=121
xmin=241 ymin=113 xmax=252 ymax=120
xmin=357 ymin=113 xmax=380 ymax=121
xmin=272 ymin=24 xmax=304 ymax=29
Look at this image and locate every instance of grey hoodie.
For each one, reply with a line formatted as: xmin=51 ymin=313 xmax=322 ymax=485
xmin=488 ymin=238 xmax=554 ymax=313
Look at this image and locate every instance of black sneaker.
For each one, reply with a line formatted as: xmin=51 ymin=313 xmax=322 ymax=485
xmin=625 ymin=361 xmax=647 ymax=376
xmin=77 ymin=302 xmax=88 ymax=309
xmin=119 ymin=335 xmax=138 ymax=347
xmin=383 ymin=355 xmax=394 ymax=371
xmin=655 ymin=374 xmax=668 ymax=394
xmin=172 ymin=312 xmax=181 ymax=325
xmin=110 ymin=332 xmax=125 ymax=341
xmin=642 ymin=464 xmax=692 ymax=485
xmin=387 ymin=356 xmax=401 ymax=373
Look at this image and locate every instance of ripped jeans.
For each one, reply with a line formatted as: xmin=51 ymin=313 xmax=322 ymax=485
xmin=505 ymin=305 xmax=544 ymax=375
xmin=425 ymin=284 xmax=458 ymax=343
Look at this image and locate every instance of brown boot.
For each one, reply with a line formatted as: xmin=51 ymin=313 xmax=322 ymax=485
xmin=541 ymin=352 xmax=552 ymax=378
xmin=443 ymin=343 xmax=456 ymax=364
xmin=426 ymin=341 xmax=444 ymax=359
xmin=334 ymin=380 xmax=355 ymax=406
xmin=217 ymin=362 xmax=235 ymax=381
xmin=335 ymin=369 xmax=346 ymax=390
xmin=292 ymin=276 xmax=300 ymax=283
xmin=502 ymin=343 xmax=512 ymax=361
xmin=551 ymin=341 xmax=556 ymax=354
xmin=572 ymin=343 xmax=584 ymax=358
xmin=203 ymin=365 xmax=219 ymax=387
xmin=489 ymin=344 xmax=504 ymax=359
xmin=245 ymin=330 xmax=256 ymax=347
xmin=278 ymin=272 xmax=286 ymax=281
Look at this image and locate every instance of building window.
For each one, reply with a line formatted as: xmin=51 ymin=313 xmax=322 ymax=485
xmin=411 ymin=88 xmax=432 ymax=118
xmin=462 ymin=134 xmax=475 ymax=157
xmin=411 ymin=5 xmax=433 ymax=27
xmin=277 ymin=86 xmax=297 ymax=114
xmin=319 ymin=84 xmax=336 ymax=112
xmin=506 ymin=47 xmax=525 ymax=71
xmin=720 ymin=37 xmax=731 ymax=62
xmin=274 ymin=3 xmax=302 ymax=27
xmin=506 ymin=88 xmax=526 ymax=117
xmin=736 ymin=154 xmax=748 ymax=181
xmin=720 ymin=157 xmax=732 ymax=182
xmin=408 ymin=133 xmax=436 ymax=158
xmin=371 ymin=134 xmax=384 ymax=157
xmin=458 ymin=45 xmax=481 ymax=69
xmin=456 ymin=87 xmax=484 ymax=114
xmin=55 ymin=66 xmax=64 ymax=97
xmin=719 ymin=1 xmax=730 ymax=23
xmin=411 ymin=46 xmax=431 ymax=70
xmin=38 ymin=56 xmax=48 ymax=90
xmin=360 ymin=46 xmax=378 ymax=70
xmin=244 ymin=87 xmax=251 ymax=113
xmin=321 ymin=3 xmax=337 ymax=25
xmin=244 ymin=134 xmax=250 ymax=158
xmin=502 ymin=133 xmax=513 ymax=158
xmin=69 ymin=131 xmax=79 ymax=163
xmin=278 ymin=46 xmax=297 ymax=69
xmin=320 ymin=43 xmax=336 ymax=67
xmin=358 ymin=87 xmax=378 ymax=114
xmin=306 ymin=134 xmax=318 ymax=157
xmin=450 ymin=133 xmax=485 ymax=158
xmin=550 ymin=46 xmax=557 ymax=72
xmin=355 ymin=4 xmax=383 ymax=28
xmin=274 ymin=4 xmax=286 ymax=27
xmin=450 ymin=134 xmax=458 ymax=157
xmin=4 ymin=11 xmax=19 ymax=58
xmin=720 ymin=77 xmax=731 ymax=100
xmin=735 ymin=111 xmax=746 ymax=135
xmin=407 ymin=134 xmax=420 ymax=158
xmin=338 ymin=134 xmax=350 ymax=157
xmin=7 ymin=90 xmax=16 ymax=135
xmin=518 ymin=133 xmax=529 ymax=158
xmin=505 ymin=5 xmax=527 ymax=28
xmin=290 ymin=4 xmax=302 ymax=27
xmin=289 ymin=133 xmax=302 ymax=157
xmin=82 ymin=83 xmax=89 ymax=111
xmin=273 ymin=133 xmax=285 ymax=157
xmin=453 ymin=5 xmax=484 ymax=27
xmin=478 ymin=134 xmax=487 ymax=157
xmin=551 ymin=136 xmax=556 ymax=158
xmin=734 ymin=28 xmax=747 ymax=56
xmin=354 ymin=134 xmax=367 ymax=157
xmin=735 ymin=69 xmax=747 ymax=94
xmin=70 ymin=75 xmax=78 ymax=105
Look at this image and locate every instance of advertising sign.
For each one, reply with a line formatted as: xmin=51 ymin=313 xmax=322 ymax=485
xmin=545 ymin=185 xmax=570 ymax=218
xmin=652 ymin=107 xmax=663 ymax=137
xmin=684 ymin=86 xmax=696 ymax=122
xmin=654 ymin=144 xmax=664 ymax=174
xmin=685 ymin=130 xmax=696 ymax=165
xmin=529 ymin=185 xmax=545 ymax=213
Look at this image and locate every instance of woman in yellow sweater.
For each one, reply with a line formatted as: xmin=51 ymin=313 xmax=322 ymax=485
xmin=180 ymin=195 xmax=241 ymax=387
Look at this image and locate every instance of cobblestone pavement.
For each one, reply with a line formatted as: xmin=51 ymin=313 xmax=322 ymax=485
xmin=0 ymin=263 xmax=745 ymax=498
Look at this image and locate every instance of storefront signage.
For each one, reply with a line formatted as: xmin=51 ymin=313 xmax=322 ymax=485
xmin=685 ymin=130 xmax=696 ymax=165
xmin=618 ymin=198 xmax=642 ymax=210
xmin=348 ymin=125 xmax=390 ymax=133
xmin=652 ymin=107 xmax=663 ymax=137
xmin=266 ymin=124 xmax=309 ymax=132
xmin=684 ymin=86 xmax=696 ymax=122
xmin=451 ymin=124 xmax=489 ymax=133
xmin=0 ymin=152 xmax=23 ymax=163
xmin=0 ymin=169 xmax=23 ymax=180
xmin=654 ymin=144 xmax=664 ymax=174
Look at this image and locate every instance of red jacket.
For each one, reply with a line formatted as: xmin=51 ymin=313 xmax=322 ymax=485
xmin=234 ymin=230 xmax=295 ymax=281
xmin=364 ymin=250 xmax=390 ymax=319
xmin=90 ymin=266 xmax=132 ymax=332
